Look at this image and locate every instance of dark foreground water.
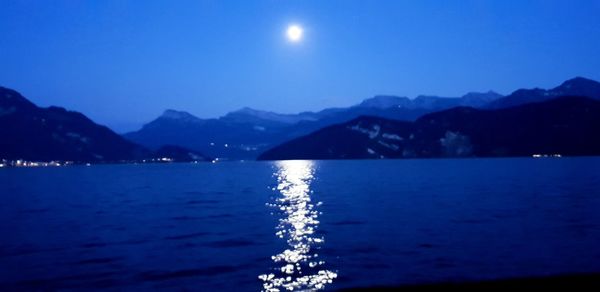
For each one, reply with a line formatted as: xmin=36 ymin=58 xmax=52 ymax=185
xmin=1 ymin=158 xmax=600 ymax=291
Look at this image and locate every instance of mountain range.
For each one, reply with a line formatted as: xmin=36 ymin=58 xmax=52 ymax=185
xmin=2 ymin=76 xmax=600 ymax=163
xmin=0 ymin=87 xmax=209 ymax=163
xmin=488 ymin=77 xmax=600 ymax=109
xmin=124 ymin=90 xmax=504 ymax=159
xmin=258 ymin=96 xmax=600 ymax=160
xmin=125 ymin=77 xmax=600 ymax=160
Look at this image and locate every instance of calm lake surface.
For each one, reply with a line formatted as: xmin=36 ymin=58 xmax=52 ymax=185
xmin=1 ymin=158 xmax=600 ymax=290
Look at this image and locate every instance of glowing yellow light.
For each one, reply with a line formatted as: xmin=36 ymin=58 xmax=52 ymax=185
xmin=286 ymin=25 xmax=303 ymax=42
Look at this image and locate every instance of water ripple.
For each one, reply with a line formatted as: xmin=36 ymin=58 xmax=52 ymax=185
xmin=259 ymin=160 xmax=337 ymax=291
xmin=138 ymin=266 xmax=239 ymax=281
xmin=164 ymin=232 xmax=212 ymax=240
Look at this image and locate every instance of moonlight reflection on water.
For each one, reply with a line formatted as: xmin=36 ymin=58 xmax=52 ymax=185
xmin=259 ymin=160 xmax=337 ymax=291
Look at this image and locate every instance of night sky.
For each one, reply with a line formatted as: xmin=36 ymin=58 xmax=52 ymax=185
xmin=1 ymin=0 xmax=599 ymax=132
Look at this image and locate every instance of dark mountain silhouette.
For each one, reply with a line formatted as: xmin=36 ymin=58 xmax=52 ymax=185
xmin=0 ymin=87 xmax=209 ymax=163
xmin=0 ymin=87 xmax=151 ymax=162
xmin=125 ymin=91 xmax=502 ymax=159
xmin=258 ymin=96 xmax=600 ymax=160
xmin=124 ymin=109 xmax=289 ymax=159
xmin=5 ymin=77 xmax=599 ymax=162
xmin=488 ymin=77 xmax=600 ymax=109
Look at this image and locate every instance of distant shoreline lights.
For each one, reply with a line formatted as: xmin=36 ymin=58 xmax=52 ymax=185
xmin=532 ymin=154 xmax=562 ymax=158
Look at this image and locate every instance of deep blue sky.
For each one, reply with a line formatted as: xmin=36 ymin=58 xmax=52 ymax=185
xmin=1 ymin=0 xmax=599 ymax=132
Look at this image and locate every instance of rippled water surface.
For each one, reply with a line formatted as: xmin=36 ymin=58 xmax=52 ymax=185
xmin=1 ymin=158 xmax=600 ymax=290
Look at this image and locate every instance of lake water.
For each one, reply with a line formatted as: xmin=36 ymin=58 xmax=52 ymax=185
xmin=1 ymin=158 xmax=600 ymax=291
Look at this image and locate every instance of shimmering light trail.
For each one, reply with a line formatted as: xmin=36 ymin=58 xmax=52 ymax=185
xmin=259 ymin=160 xmax=337 ymax=291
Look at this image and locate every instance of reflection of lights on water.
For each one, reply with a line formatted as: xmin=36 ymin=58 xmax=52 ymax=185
xmin=259 ymin=160 xmax=337 ymax=291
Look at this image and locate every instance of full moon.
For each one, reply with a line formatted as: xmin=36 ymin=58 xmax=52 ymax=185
xmin=286 ymin=25 xmax=303 ymax=42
